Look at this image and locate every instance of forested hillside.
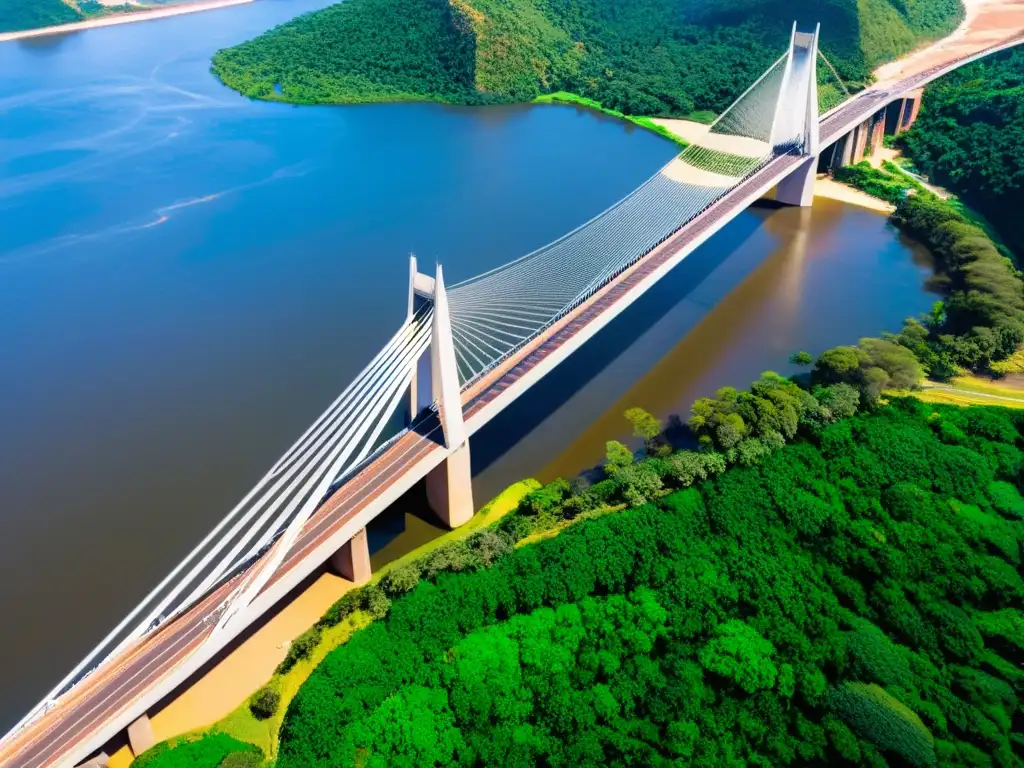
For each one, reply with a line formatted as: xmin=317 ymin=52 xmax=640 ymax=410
xmin=897 ymin=48 xmax=1024 ymax=256
xmin=212 ymin=0 xmax=964 ymax=112
xmin=274 ymin=399 xmax=1023 ymax=767
xmin=0 ymin=0 xmax=79 ymax=33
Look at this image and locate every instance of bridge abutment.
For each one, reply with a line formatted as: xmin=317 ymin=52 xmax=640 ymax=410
xmin=330 ymin=528 xmax=371 ymax=584
xmin=775 ymin=156 xmax=818 ymax=207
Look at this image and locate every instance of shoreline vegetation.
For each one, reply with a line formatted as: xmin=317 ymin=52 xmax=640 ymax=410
xmin=0 ymin=0 xmax=253 ymax=42
xmin=209 ymin=0 xmax=963 ymax=115
xmin=532 ymin=92 xmax=696 ymax=149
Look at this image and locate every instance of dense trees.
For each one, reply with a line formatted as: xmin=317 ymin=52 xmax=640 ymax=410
xmin=212 ymin=0 xmax=963 ymax=113
xmin=212 ymin=0 xmax=485 ymax=105
xmin=829 ymin=160 xmax=1024 ymax=375
xmin=275 ymin=399 xmax=1023 ymax=767
xmin=887 ymin=193 xmax=1024 ymax=374
xmin=897 ymin=48 xmax=1024 ymax=256
xmin=132 ymin=734 xmax=261 ymax=768
xmin=0 ymin=0 xmax=79 ymax=33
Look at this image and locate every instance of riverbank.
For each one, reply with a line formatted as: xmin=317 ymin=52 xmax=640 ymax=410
xmin=811 ymin=176 xmax=895 ymax=212
xmin=534 ymin=93 xmax=691 ymax=149
xmin=0 ymin=0 xmax=253 ymax=43
xmin=104 ymin=482 xmax=538 ymax=766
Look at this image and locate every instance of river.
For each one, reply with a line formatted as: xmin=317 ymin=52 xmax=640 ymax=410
xmin=0 ymin=0 xmax=937 ymax=732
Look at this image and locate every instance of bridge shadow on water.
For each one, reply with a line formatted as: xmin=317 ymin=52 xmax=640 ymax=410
xmin=469 ymin=203 xmax=779 ymax=486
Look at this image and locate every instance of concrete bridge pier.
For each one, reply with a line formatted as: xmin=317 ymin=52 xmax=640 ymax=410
xmin=76 ymin=752 xmax=109 ymax=768
xmin=330 ymin=528 xmax=371 ymax=584
xmin=775 ymin=156 xmax=818 ymax=207
xmin=426 ymin=442 xmax=473 ymax=528
xmin=410 ymin=259 xmax=475 ymax=528
xmin=127 ymin=714 xmax=155 ymax=757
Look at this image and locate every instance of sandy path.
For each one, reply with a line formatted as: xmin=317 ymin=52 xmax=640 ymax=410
xmin=0 ymin=0 xmax=253 ymax=43
xmin=874 ymin=0 xmax=1024 ymax=84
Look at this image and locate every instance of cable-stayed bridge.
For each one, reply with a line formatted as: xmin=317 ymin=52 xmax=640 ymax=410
xmin=4 ymin=22 xmax=1024 ymax=768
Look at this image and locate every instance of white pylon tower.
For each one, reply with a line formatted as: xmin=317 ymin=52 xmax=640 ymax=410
xmin=770 ymin=22 xmax=821 ymax=155
xmin=774 ymin=22 xmax=821 ymax=206
xmin=409 ymin=257 xmax=474 ymax=528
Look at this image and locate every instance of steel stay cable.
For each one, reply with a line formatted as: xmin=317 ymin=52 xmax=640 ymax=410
xmin=176 ymin=318 xmax=434 ymax=611
xmin=32 ymin=309 xmax=432 ymax=704
xmin=214 ymin=360 xmax=420 ymax=634
xmin=243 ymin=323 xmax=434 ymax=559
xmin=270 ymin=304 xmax=433 ymax=477
xmin=132 ymin=313 xmax=434 ymax=632
xmin=451 ymin=320 xmax=512 ymax=358
xmin=452 ymin=315 xmax=529 ymax=343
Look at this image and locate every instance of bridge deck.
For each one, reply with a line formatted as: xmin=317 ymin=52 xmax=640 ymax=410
xmin=2 ymin=32 xmax=1022 ymax=767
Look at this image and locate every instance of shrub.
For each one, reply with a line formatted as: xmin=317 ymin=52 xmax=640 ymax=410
xmin=318 ymin=590 xmax=362 ymax=629
xmin=986 ymin=480 xmax=1024 ymax=520
xmin=276 ymin=627 xmax=322 ymax=674
xmin=249 ymin=685 xmax=280 ymax=720
xmin=603 ymin=440 xmax=634 ymax=475
xmin=418 ymin=539 xmax=477 ymax=578
xmin=219 ymin=752 xmax=262 ymax=768
xmin=843 ymin=619 xmax=912 ymax=688
xmin=518 ymin=478 xmax=571 ymax=516
xmin=698 ymin=620 xmax=778 ymax=694
xmin=365 ymin=585 xmax=391 ymax=619
xmin=382 ymin=563 xmax=421 ymax=597
xmin=466 ymin=528 xmax=513 ymax=566
xmin=611 ymin=462 xmax=663 ymax=506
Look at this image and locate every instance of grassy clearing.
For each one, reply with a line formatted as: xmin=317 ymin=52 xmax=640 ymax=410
xmin=911 ymin=388 xmax=1024 ymax=409
xmin=152 ymin=479 xmax=540 ymax=762
xmin=533 ymin=92 xmax=690 ymax=149
xmin=891 ymin=377 xmax=1024 ymax=409
xmin=991 ymin=348 xmax=1024 ymax=376
xmin=943 ymin=374 xmax=1024 ymax=399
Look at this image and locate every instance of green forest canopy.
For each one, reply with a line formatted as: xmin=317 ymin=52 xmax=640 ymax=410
xmin=275 ymin=400 xmax=1024 ymax=767
xmin=0 ymin=0 xmax=79 ymax=33
xmin=897 ymin=47 xmax=1024 ymax=257
xmin=212 ymin=0 xmax=964 ymax=113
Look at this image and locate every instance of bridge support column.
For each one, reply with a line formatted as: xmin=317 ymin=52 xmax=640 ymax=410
xmin=76 ymin=753 xmax=110 ymax=768
xmin=853 ymin=120 xmax=869 ymax=161
xmin=425 ymin=263 xmax=475 ymax=528
xmin=127 ymin=714 xmax=155 ymax=757
xmin=427 ymin=441 xmax=474 ymax=528
xmin=838 ymin=132 xmax=854 ymax=166
xmin=895 ymin=89 xmax=923 ymax=134
xmin=330 ymin=527 xmax=371 ymax=584
xmin=775 ymin=156 xmax=817 ymax=207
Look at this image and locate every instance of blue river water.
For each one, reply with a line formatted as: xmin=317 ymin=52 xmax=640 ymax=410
xmin=0 ymin=0 xmax=677 ymax=729
xmin=0 ymin=0 xmax=938 ymax=732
